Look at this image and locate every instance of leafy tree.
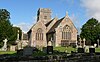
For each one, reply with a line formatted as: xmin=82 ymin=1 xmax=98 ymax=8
xmin=80 ymin=18 xmax=100 ymax=45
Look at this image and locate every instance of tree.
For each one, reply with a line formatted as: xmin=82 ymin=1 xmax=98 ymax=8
xmin=0 ymin=9 xmax=12 ymax=47
xmin=80 ymin=18 xmax=100 ymax=45
xmin=9 ymin=27 xmax=22 ymax=45
xmin=0 ymin=9 xmax=22 ymax=47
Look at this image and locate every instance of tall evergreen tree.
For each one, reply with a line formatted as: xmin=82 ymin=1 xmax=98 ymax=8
xmin=0 ymin=9 xmax=12 ymax=47
xmin=0 ymin=9 xmax=22 ymax=47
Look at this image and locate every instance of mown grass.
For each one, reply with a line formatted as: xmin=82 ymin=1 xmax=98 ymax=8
xmin=54 ymin=47 xmax=100 ymax=53
xmin=95 ymin=47 xmax=100 ymax=52
xmin=0 ymin=47 xmax=100 ymax=56
xmin=54 ymin=47 xmax=76 ymax=53
xmin=0 ymin=51 xmax=16 ymax=54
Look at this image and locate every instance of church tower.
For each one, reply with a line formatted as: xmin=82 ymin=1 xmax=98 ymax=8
xmin=37 ymin=8 xmax=51 ymax=24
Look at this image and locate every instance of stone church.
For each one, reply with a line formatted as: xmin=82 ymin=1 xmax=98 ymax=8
xmin=27 ymin=8 xmax=78 ymax=47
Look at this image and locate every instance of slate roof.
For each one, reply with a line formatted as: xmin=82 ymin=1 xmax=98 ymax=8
xmin=45 ymin=18 xmax=54 ymax=27
xmin=48 ymin=17 xmax=64 ymax=33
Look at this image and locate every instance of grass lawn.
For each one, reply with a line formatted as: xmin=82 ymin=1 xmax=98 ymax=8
xmin=54 ymin=47 xmax=100 ymax=53
xmin=54 ymin=47 xmax=76 ymax=53
xmin=95 ymin=47 xmax=100 ymax=52
xmin=0 ymin=51 xmax=16 ymax=55
xmin=0 ymin=47 xmax=99 ymax=56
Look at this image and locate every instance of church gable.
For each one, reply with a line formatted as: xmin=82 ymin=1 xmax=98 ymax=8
xmin=67 ymin=18 xmax=78 ymax=33
xmin=32 ymin=21 xmax=46 ymax=32
xmin=28 ymin=20 xmax=47 ymax=47
xmin=56 ymin=15 xmax=78 ymax=33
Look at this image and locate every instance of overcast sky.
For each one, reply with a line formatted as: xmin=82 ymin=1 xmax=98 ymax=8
xmin=0 ymin=0 xmax=100 ymax=33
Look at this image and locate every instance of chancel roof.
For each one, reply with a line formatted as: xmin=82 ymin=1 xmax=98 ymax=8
xmin=47 ymin=17 xmax=64 ymax=33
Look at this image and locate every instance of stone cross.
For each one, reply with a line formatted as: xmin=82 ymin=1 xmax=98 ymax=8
xmin=97 ymin=39 xmax=99 ymax=47
xmin=83 ymin=38 xmax=86 ymax=47
xmin=3 ymin=39 xmax=7 ymax=47
xmin=2 ymin=39 xmax=8 ymax=51
xmin=66 ymin=11 xmax=69 ymax=18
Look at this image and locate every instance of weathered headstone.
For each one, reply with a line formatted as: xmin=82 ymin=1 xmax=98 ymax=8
xmin=2 ymin=39 xmax=8 ymax=51
xmin=94 ymin=43 xmax=97 ymax=48
xmin=89 ymin=48 xmax=95 ymax=53
xmin=16 ymin=30 xmax=22 ymax=50
xmin=47 ymin=46 xmax=53 ymax=54
xmin=84 ymin=46 xmax=89 ymax=53
xmin=83 ymin=38 xmax=86 ymax=47
xmin=10 ymin=45 xmax=16 ymax=51
xmin=79 ymin=37 xmax=82 ymax=47
xmin=97 ymin=39 xmax=99 ymax=47
xmin=23 ymin=46 xmax=34 ymax=56
xmin=47 ymin=40 xmax=53 ymax=54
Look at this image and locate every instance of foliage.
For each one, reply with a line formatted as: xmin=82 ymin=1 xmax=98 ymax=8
xmin=8 ymin=27 xmax=22 ymax=45
xmin=32 ymin=50 xmax=47 ymax=57
xmin=0 ymin=9 xmax=22 ymax=47
xmin=80 ymin=18 xmax=100 ymax=45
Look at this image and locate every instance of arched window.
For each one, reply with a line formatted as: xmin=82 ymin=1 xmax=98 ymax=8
xmin=62 ymin=25 xmax=71 ymax=40
xmin=36 ymin=28 xmax=43 ymax=40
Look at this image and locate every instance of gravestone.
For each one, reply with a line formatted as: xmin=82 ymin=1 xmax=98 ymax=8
xmin=84 ymin=46 xmax=89 ymax=53
xmin=2 ymin=39 xmax=8 ymax=51
xmin=94 ymin=44 xmax=97 ymax=48
xmin=23 ymin=46 xmax=34 ymax=56
xmin=10 ymin=45 xmax=16 ymax=51
xmin=47 ymin=46 xmax=53 ymax=54
xmin=89 ymin=48 xmax=95 ymax=53
xmin=47 ymin=40 xmax=53 ymax=54
xmin=83 ymin=38 xmax=86 ymax=47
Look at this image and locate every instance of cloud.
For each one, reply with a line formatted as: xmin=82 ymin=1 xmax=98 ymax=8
xmin=13 ymin=22 xmax=33 ymax=33
xmin=13 ymin=16 xmax=37 ymax=33
xmin=81 ymin=0 xmax=100 ymax=22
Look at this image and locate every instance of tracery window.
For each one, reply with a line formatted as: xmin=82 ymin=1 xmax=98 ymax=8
xmin=62 ymin=25 xmax=71 ymax=40
xmin=36 ymin=28 xmax=43 ymax=40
